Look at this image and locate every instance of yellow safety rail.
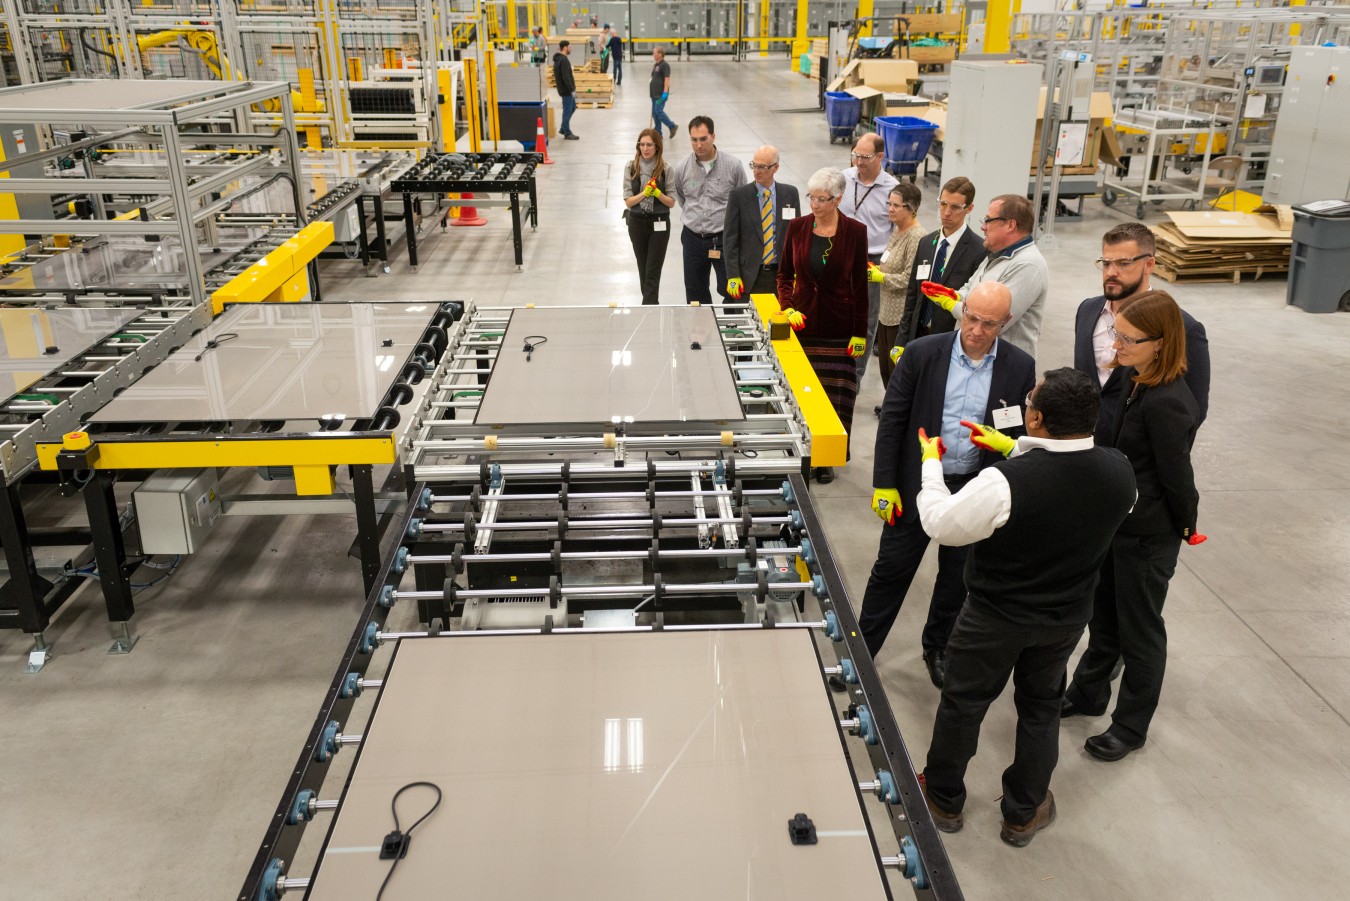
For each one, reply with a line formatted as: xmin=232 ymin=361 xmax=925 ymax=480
xmin=751 ymin=294 xmax=847 ymax=468
xmin=209 ymin=220 xmax=334 ymax=314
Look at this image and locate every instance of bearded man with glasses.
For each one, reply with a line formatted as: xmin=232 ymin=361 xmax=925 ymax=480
xmin=1073 ymin=222 xmax=1210 ymax=445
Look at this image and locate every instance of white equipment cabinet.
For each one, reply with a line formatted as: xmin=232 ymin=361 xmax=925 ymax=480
xmin=943 ymin=60 xmax=1044 ymax=203
xmin=1265 ymin=45 xmax=1350 ymax=206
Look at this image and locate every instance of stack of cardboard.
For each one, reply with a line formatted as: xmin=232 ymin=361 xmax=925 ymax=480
xmin=1150 ymin=207 xmax=1293 ymax=284
xmin=1032 ymin=88 xmax=1115 ymax=175
xmin=828 ymin=59 xmax=921 ymax=98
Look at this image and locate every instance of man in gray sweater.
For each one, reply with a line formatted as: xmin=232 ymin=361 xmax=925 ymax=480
xmin=924 ymin=193 xmax=1047 ymax=360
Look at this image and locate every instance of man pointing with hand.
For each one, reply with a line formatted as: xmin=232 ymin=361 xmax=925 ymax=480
xmin=858 ymin=281 xmax=1037 ymax=688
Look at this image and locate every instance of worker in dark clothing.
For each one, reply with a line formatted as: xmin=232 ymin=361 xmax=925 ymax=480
xmin=605 ymin=25 xmax=624 ymax=85
xmin=914 ymin=368 xmax=1137 ymax=847
xmin=553 ymin=41 xmax=579 ymax=140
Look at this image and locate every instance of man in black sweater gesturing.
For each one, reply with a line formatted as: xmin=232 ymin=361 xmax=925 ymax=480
xmin=914 ymin=368 xmax=1136 ymax=848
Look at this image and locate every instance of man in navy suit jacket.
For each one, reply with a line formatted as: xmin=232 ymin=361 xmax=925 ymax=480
xmin=1076 ymin=223 xmax=1210 ymax=445
xmin=860 ymin=282 xmax=1039 ymax=687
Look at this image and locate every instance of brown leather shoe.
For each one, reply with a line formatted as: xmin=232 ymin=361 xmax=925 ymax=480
xmin=1000 ymin=790 xmax=1056 ymax=847
xmin=918 ymin=774 xmax=963 ymax=833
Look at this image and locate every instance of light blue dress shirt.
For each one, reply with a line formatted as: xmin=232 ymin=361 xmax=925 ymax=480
xmin=941 ymin=337 xmax=999 ymax=475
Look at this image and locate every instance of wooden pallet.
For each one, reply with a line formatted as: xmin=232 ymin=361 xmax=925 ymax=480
xmin=1155 ymin=263 xmax=1287 ymax=284
xmin=575 ymin=100 xmax=613 ymax=109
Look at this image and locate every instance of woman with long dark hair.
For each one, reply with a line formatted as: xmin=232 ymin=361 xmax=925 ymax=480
xmin=776 ymin=167 xmax=870 ymax=483
xmin=1062 ymin=289 xmax=1206 ymax=761
xmin=622 ymin=127 xmax=675 ymax=304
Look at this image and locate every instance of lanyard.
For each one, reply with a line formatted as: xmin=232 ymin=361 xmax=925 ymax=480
xmin=853 ymin=179 xmax=879 ymax=211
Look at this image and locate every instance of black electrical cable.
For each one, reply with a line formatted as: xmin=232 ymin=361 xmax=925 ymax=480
xmin=194 ymin=333 xmax=238 ymax=361
xmin=375 ymin=781 xmax=442 ymax=901
xmin=80 ymin=30 xmax=118 ymax=62
xmin=521 ymin=335 xmax=547 ymax=362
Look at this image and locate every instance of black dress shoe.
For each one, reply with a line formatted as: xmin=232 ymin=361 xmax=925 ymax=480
xmin=922 ymin=648 xmax=946 ymax=689
xmin=815 ymin=467 xmax=835 ymax=484
xmin=1084 ymin=730 xmax=1145 ymax=762
xmin=1060 ymin=696 xmax=1106 ymax=718
xmin=874 ymin=405 xmax=882 ymax=417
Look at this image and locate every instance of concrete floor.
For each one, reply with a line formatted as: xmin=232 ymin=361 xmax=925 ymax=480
xmin=3 ymin=60 xmax=1349 ymax=901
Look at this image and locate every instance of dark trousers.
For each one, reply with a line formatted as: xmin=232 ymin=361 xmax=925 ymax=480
xmin=1065 ymin=530 xmax=1181 ymax=742
xmin=925 ymin=601 xmax=1085 ymax=826
xmin=613 ymin=55 xmax=622 ymax=85
xmin=651 ymin=97 xmax=676 ymax=133
xmin=857 ymin=472 xmax=976 ymax=658
xmin=627 ymin=215 xmax=670 ymax=305
xmin=858 ymin=252 xmax=882 ymax=380
xmin=560 ymin=95 xmax=577 ymax=135
xmin=681 ymin=227 xmax=729 ymax=305
xmin=748 ymin=264 xmax=778 ymax=296
xmin=876 ymin=321 xmax=900 ymax=388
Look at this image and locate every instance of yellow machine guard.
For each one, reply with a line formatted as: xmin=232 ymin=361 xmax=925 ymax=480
xmin=751 ymin=294 xmax=848 ymax=467
xmin=210 ymin=221 xmax=334 ymax=314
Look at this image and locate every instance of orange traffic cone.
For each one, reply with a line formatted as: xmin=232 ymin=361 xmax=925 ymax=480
xmin=449 ymin=192 xmax=487 ymax=227
xmin=535 ymin=117 xmax=554 ymax=164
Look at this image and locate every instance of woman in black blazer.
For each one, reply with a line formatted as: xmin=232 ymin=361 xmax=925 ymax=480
xmin=1062 ymin=290 xmax=1206 ymax=762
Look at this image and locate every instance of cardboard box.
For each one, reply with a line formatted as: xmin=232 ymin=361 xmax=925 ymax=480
xmin=1031 ymin=88 xmax=1114 ymax=172
xmin=828 ymin=58 xmax=920 ymax=93
xmin=843 ymin=85 xmax=928 ymax=120
xmin=900 ymin=45 xmax=957 ymax=63
xmin=891 ymin=13 xmax=963 ymax=33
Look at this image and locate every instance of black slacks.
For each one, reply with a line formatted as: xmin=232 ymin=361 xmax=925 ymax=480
xmin=627 ymin=215 xmax=670 ymax=305
xmin=1065 ymin=530 xmax=1182 ymax=742
xmin=856 ymin=472 xmax=975 ymax=658
xmin=681 ymin=227 xmax=729 ymax=305
xmin=748 ymin=264 xmax=778 ymax=296
xmin=924 ymin=601 xmax=1085 ymax=826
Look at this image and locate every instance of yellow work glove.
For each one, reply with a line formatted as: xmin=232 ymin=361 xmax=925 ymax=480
xmin=889 ymin=344 xmax=904 ymax=364
xmin=867 ymin=262 xmax=886 ymax=284
xmin=847 ymin=336 xmax=866 ymax=358
xmin=726 ymin=277 xmax=744 ymax=299
xmin=921 ymin=281 xmax=960 ymax=313
xmin=960 ymin=419 xmax=1016 ymax=457
xmin=781 ymin=308 xmax=806 ymax=331
xmin=871 ymin=488 xmax=902 ymax=526
xmin=641 ymin=184 xmax=663 ymax=199
xmin=918 ymin=427 xmax=947 ymax=463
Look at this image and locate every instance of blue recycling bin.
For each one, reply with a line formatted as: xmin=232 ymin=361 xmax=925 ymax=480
xmin=875 ymin=115 xmax=939 ymax=178
xmin=824 ymin=91 xmax=862 ymax=144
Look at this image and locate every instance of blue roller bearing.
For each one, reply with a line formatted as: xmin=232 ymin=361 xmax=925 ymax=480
xmin=417 ymin=487 xmax=432 ymax=511
xmin=339 ymin=672 xmax=362 ymax=699
xmin=406 ymin=518 xmax=422 ymax=539
xmin=315 ymin=720 xmax=340 ymax=763
xmin=900 ymin=835 xmax=929 ymax=889
xmin=489 ymin=463 xmax=502 ymax=489
xmin=288 ymin=789 xmax=316 ymax=825
xmin=789 ymin=510 xmax=805 ymax=530
xmin=780 ymin=480 xmax=795 ymax=502
xmin=378 ymin=585 xmax=395 ymax=608
xmin=839 ymin=658 xmax=859 ymax=684
xmin=811 ymin=575 xmax=828 ymax=598
xmin=392 ymin=547 xmax=410 ymax=574
xmin=800 ymin=538 xmax=815 ymax=565
xmin=857 ymin=705 xmax=878 ymax=745
xmin=358 ymin=622 xmax=379 ymax=654
xmin=823 ymin=611 xmax=842 ymax=642
xmin=877 ymin=770 xmax=898 ymax=805
xmin=258 ymin=858 xmax=285 ymax=901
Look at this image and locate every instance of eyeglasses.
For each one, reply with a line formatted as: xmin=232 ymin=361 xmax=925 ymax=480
xmin=1094 ymin=253 xmax=1153 ymax=271
xmin=850 ymin=151 xmax=880 ymax=161
xmin=937 ymin=200 xmax=969 ymax=211
xmin=979 ymin=216 xmax=1010 ymax=228
xmin=962 ymin=310 xmax=1008 ymax=330
xmin=748 ymin=162 xmax=778 ymax=172
xmin=1025 ymin=390 xmax=1035 ymax=410
xmin=886 ymin=201 xmax=915 ymax=212
xmin=690 ymin=134 xmax=712 ymax=143
xmin=637 ymin=141 xmax=656 ymax=148
xmin=807 ymin=194 xmax=837 ymax=205
xmin=1108 ymin=325 xmax=1161 ymax=348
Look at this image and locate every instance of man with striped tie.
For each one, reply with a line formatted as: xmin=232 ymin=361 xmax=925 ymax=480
xmin=723 ymin=146 xmax=801 ymax=300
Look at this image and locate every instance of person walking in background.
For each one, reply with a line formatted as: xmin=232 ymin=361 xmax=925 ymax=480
xmin=861 ymin=282 xmax=1036 ymax=685
xmin=671 ymin=116 xmax=746 ymax=305
xmin=921 ymin=194 xmax=1047 ymax=359
xmin=899 ymin=177 xmax=984 ymax=347
xmin=599 ymin=25 xmax=612 ymax=73
xmin=621 ymin=128 xmax=675 ymax=305
xmin=553 ymin=41 xmax=579 ymax=141
xmin=606 ymin=26 xmax=624 ymax=85
xmin=1062 ymin=290 xmax=1206 ymax=763
xmin=870 ymin=182 xmax=926 ymax=389
xmin=649 ymin=47 xmax=676 ymax=137
xmin=529 ymin=27 xmax=546 ymax=66
xmin=839 ymin=133 xmax=898 ymax=381
xmin=776 ymin=168 xmax=869 ymax=484
xmin=1076 ymin=222 xmax=1209 ymax=445
xmin=724 ymin=145 xmax=799 ymax=301
xmin=917 ymin=369 xmax=1137 ymax=848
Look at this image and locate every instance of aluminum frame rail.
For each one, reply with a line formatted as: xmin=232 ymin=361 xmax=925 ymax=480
xmin=399 ymin=301 xmax=819 ymax=482
xmin=236 ymin=469 xmax=965 ymax=901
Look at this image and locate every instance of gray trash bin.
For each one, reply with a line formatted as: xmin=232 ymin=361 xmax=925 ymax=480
xmin=1288 ymin=200 xmax=1350 ymax=314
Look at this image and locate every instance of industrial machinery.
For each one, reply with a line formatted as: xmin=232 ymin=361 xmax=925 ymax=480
xmin=391 ymin=151 xmax=542 ymax=271
xmin=236 ymin=298 xmax=961 ymax=901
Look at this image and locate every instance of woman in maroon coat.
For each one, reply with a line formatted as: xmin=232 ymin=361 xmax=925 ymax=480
xmin=776 ymin=167 xmax=870 ymax=482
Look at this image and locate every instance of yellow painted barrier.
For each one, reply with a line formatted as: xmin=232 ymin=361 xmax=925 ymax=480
xmin=210 ymin=220 xmax=334 ymax=313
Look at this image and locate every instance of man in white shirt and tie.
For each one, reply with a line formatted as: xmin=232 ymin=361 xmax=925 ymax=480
xmin=723 ymin=145 xmax=801 ymax=300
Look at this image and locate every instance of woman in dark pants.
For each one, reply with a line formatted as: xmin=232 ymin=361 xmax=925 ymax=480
xmin=776 ymin=167 xmax=870 ymax=483
xmin=622 ymin=128 xmax=675 ymax=304
xmin=1062 ymin=290 xmax=1207 ymax=761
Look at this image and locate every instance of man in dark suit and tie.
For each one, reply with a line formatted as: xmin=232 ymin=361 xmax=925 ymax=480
xmin=724 ymin=145 xmax=800 ymax=299
xmin=860 ymin=281 xmax=1039 ymax=688
xmin=1075 ymin=222 xmax=1210 ymax=445
xmin=898 ymin=176 xmax=986 ymax=346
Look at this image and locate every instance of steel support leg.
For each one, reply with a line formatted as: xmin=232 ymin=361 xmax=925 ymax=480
xmin=509 ymin=192 xmax=523 ymax=271
xmin=355 ymin=195 xmax=373 ymax=273
xmin=402 ymin=192 xmax=419 ymax=272
xmin=82 ymin=472 xmax=135 ymax=628
xmin=0 ymin=478 xmax=55 ymax=634
xmin=352 ymin=464 xmax=381 ymax=594
xmin=373 ymin=193 xmax=389 ymax=271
